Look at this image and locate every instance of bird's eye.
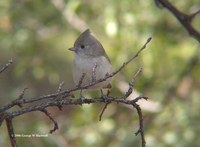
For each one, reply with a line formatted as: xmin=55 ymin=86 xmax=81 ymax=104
xmin=81 ymin=45 xmax=85 ymax=49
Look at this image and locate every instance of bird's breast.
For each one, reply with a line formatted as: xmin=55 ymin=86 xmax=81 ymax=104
xmin=72 ymin=55 xmax=112 ymax=89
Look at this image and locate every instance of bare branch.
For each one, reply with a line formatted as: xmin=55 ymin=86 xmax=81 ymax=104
xmin=131 ymin=95 xmax=149 ymax=103
xmin=92 ymin=62 xmax=98 ymax=82
xmin=0 ymin=37 xmax=152 ymax=114
xmin=57 ymin=81 xmax=65 ymax=92
xmin=133 ymin=103 xmax=146 ymax=147
xmin=0 ymin=59 xmax=13 ymax=73
xmin=121 ymin=68 xmax=143 ymax=99
xmin=0 ymin=37 xmax=152 ymax=147
xmin=6 ymin=117 xmax=18 ymax=147
xmin=1 ymin=73 xmax=148 ymax=146
xmin=155 ymin=0 xmax=200 ymax=41
xmin=17 ymin=86 xmax=29 ymax=100
xmin=99 ymin=102 xmax=110 ymax=121
xmin=0 ymin=38 xmax=151 ymax=112
xmin=77 ymin=73 xmax=86 ymax=87
xmin=50 ymin=81 xmax=65 ymax=102
xmin=40 ymin=109 xmax=58 ymax=134
xmin=190 ymin=10 xmax=200 ymax=20
xmin=16 ymin=86 xmax=29 ymax=108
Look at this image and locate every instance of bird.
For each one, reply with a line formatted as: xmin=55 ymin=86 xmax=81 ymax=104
xmin=69 ymin=29 xmax=112 ymax=100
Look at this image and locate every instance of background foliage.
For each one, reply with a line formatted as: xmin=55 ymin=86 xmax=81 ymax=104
xmin=0 ymin=0 xmax=200 ymax=146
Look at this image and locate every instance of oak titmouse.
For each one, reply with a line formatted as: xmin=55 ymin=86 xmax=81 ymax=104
xmin=69 ymin=29 xmax=112 ymax=98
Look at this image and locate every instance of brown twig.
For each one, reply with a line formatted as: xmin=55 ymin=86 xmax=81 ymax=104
xmin=133 ymin=103 xmax=146 ymax=147
xmin=77 ymin=73 xmax=86 ymax=87
xmin=40 ymin=109 xmax=58 ymax=134
xmin=155 ymin=0 xmax=200 ymax=41
xmin=99 ymin=102 xmax=110 ymax=121
xmin=131 ymin=95 xmax=149 ymax=103
xmin=106 ymin=90 xmax=111 ymax=96
xmin=17 ymin=86 xmax=29 ymax=101
xmin=50 ymin=81 xmax=65 ymax=101
xmin=16 ymin=86 xmax=29 ymax=108
xmin=190 ymin=10 xmax=200 ymax=20
xmin=0 ymin=59 xmax=13 ymax=73
xmin=92 ymin=62 xmax=98 ymax=82
xmin=121 ymin=68 xmax=143 ymax=99
xmin=57 ymin=81 xmax=65 ymax=92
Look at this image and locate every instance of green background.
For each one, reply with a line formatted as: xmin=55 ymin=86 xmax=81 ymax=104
xmin=0 ymin=0 xmax=200 ymax=146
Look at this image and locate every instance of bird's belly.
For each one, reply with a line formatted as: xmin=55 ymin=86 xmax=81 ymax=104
xmin=72 ymin=56 xmax=111 ymax=90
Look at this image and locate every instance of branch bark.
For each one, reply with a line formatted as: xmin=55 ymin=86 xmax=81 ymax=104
xmin=155 ymin=0 xmax=200 ymax=42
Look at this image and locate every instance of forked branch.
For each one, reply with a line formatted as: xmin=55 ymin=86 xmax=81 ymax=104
xmin=0 ymin=37 xmax=152 ymax=147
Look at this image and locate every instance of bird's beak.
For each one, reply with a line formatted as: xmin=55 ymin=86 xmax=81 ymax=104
xmin=69 ymin=47 xmax=76 ymax=51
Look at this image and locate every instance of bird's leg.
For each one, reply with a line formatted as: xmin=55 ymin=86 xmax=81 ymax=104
xmin=100 ymin=89 xmax=108 ymax=103
xmin=79 ymin=89 xmax=85 ymax=100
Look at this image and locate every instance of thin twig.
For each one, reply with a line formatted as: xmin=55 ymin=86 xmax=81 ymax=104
xmin=92 ymin=63 xmax=98 ymax=82
xmin=0 ymin=59 xmax=13 ymax=73
xmin=57 ymin=81 xmax=65 ymax=92
xmin=50 ymin=81 xmax=65 ymax=101
xmin=99 ymin=102 xmax=110 ymax=121
xmin=16 ymin=86 xmax=29 ymax=108
xmin=131 ymin=95 xmax=149 ymax=103
xmin=40 ymin=109 xmax=58 ymax=134
xmin=77 ymin=73 xmax=86 ymax=87
xmin=121 ymin=68 xmax=142 ymax=99
xmin=17 ymin=86 xmax=29 ymax=101
xmin=190 ymin=10 xmax=200 ymax=20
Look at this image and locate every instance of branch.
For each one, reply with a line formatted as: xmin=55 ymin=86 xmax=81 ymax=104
xmin=16 ymin=86 xmax=29 ymax=108
xmin=133 ymin=102 xmax=146 ymax=147
xmin=155 ymin=0 xmax=200 ymax=42
xmin=40 ymin=109 xmax=58 ymax=134
xmin=77 ymin=73 xmax=86 ymax=87
xmin=99 ymin=102 xmax=110 ymax=121
xmin=6 ymin=118 xmax=17 ymax=147
xmin=121 ymin=68 xmax=143 ymax=99
xmin=0 ymin=37 xmax=152 ymax=147
xmin=0 ymin=37 xmax=152 ymax=113
xmin=92 ymin=62 xmax=98 ymax=82
xmin=57 ymin=81 xmax=65 ymax=92
xmin=0 ymin=59 xmax=13 ymax=73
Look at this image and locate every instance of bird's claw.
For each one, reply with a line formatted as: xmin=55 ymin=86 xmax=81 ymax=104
xmin=100 ymin=89 xmax=108 ymax=103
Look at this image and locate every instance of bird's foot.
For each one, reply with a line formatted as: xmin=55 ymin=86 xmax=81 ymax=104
xmin=78 ymin=89 xmax=85 ymax=102
xmin=100 ymin=89 xmax=108 ymax=103
xmin=79 ymin=93 xmax=85 ymax=100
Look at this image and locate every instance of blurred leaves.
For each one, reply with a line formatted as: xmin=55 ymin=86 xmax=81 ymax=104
xmin=0 ymin=0 xmax=200 ymax=147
